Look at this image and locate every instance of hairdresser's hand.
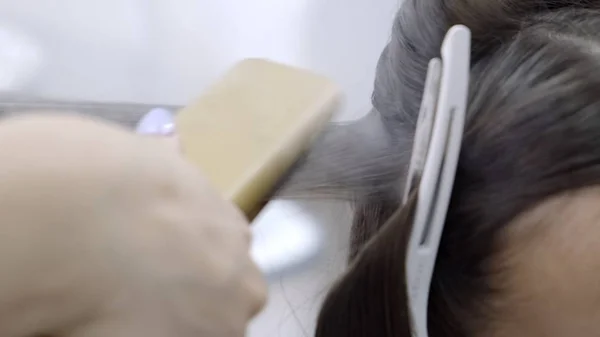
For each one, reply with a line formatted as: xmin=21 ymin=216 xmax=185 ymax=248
xmin=0 ymin=114 xmax=266 ymax=337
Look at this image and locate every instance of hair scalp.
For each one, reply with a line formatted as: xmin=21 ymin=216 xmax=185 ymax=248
xmin=282 ymin=1 xmax=600 ymax=336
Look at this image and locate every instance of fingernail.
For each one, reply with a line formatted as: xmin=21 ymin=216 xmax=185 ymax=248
xmin=136 ymin=108 xmax=176 ymax=136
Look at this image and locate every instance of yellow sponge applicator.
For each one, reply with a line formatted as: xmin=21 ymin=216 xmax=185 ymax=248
xmin=174 ymin=59 xmax=340 ymax=218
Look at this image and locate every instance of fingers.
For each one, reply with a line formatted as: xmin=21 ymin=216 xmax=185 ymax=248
xmin=135 ymin=107 xmax=268 ymax=326
xmin=205 ymin=199 xmax=267 ymax=319
xmin=243 ymin=256 xmax=269 ymax=318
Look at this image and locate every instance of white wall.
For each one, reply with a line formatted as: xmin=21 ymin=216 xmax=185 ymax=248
xmin=0 ymin=0 xmax=398 ymax=117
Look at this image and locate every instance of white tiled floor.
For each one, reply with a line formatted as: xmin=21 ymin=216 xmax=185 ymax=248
xmin=0 ymin=0 xmax=400 ymax=335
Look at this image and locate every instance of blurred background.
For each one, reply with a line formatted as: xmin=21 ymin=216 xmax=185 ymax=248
xmin=0 ymin=0 xmax=399 ymax=335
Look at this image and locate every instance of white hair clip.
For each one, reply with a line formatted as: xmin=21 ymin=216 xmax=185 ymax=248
xmin=404 ymin=25 xmax=471 ymax=337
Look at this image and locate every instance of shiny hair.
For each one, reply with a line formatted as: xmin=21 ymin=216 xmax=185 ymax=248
xmin=284 ymin=0 xmax=600 ymax=336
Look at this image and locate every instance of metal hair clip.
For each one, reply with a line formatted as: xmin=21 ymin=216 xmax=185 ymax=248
xmin=404 ymin=25 xmax=471 ymax=337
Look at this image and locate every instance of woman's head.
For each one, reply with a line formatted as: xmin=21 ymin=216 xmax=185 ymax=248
xmin=286 ymin=1 xmax=600 ymax=336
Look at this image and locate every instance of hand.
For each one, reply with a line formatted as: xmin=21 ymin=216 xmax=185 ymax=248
xmin=0 ymin=114 xmax=267 ymax=337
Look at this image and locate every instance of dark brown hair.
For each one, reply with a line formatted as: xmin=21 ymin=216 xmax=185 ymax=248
xmin=284 ymin=0 xmax=600 ymax=336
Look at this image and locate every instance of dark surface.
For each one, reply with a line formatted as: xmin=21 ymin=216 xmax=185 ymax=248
xmin=0 ymin=92 xmax=180 ymax=128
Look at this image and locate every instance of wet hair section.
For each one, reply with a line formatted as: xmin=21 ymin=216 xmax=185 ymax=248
xmin=282 ymin=0 xmax=600 ymax=336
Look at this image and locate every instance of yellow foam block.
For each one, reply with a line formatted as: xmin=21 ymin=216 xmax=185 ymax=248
xmin=176 ymin=59 xmax=340 ymax=218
